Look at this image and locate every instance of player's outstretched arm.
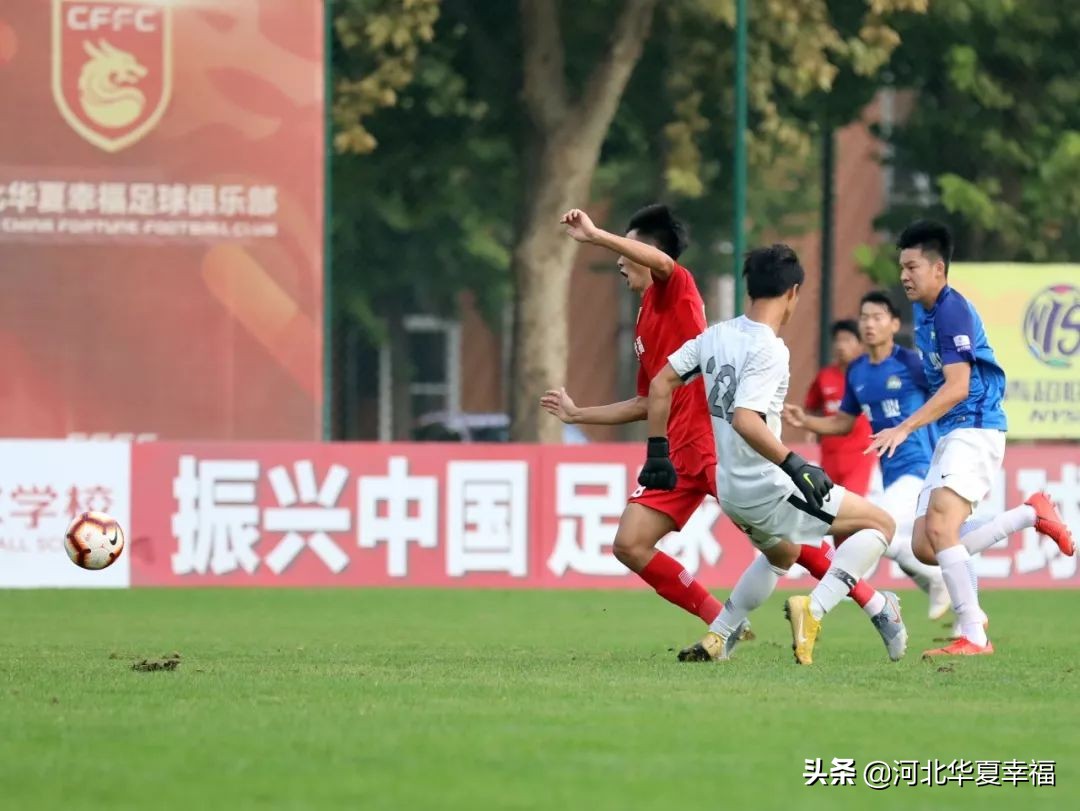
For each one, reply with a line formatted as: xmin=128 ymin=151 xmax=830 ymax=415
xmin=637 ymin=364 xmax=683 ymax=490
xmin=561 ymin=208 xmax=675 ymax=279
xmin=782 ymin=404 xmax=856 ymax=436
xmin=868 ymin=362 xmax=970 ymax=458
xmin=733 ymin=408 xmax=833 ymax=510
xmin=903 ymin=361 xmax=970 ymax=429
xmin=646 ymin=363 xmax=683 ymax=439
xmin=539 ymin=388 xmax=647 ymax=425
xmin=732 ymin=408 xmax=790 ymax=466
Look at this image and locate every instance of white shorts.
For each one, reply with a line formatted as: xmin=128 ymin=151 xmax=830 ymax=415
xmin=871 ymin=474 xmax=922 ymax=547
xmin=915 ymin=428 xmax=1006 ymax=518
xmin=723 ymin=486 xmax=848 ymax=551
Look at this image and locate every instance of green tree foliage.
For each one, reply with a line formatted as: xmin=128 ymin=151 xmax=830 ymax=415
xmin=603 ymin=0 xmax=926 ymax=272
xmin=331 ymin=0 xmax=515 ymax=437
xmin=863 ymin=0 xmax=1080 ymax=277
xmin=331 ymin=0 xmax=515 ymax=334
xmin=333 ymin=0 xmax=440 ymax=155
xmin=330 ymin=0 xmax=928 ymax=438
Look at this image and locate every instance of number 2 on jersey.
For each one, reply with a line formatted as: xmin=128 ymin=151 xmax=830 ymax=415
xmin=705 ymin=357 xmax=736 ymax=422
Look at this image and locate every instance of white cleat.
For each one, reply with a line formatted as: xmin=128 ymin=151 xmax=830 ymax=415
xmin=871 ymin=591 xmax=908 ymax=662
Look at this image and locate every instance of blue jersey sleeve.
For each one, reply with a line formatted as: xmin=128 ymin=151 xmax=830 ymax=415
xmin=839 ymin=364 xmax=861 ymax=416
xmin=935 ymin=295 xmax=977 ymax=366
xmin=897 ymin=346 xmax=931 ymax=394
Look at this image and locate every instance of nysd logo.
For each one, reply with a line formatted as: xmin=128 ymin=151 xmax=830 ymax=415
xmin=1023 ymin=284 xmax=1080 ymax=369
xmin=52 ymin=0 xmax=172 ymax=152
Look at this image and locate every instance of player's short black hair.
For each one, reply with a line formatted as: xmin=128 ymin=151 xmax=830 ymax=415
xmin=896 ymin=219 xmax=953 ymax=273
xmin=742 ymin=244 xmax=804 ymax=300
xmin=626 ymin=204 xmax=687 ymax=260
xmin=831 ymin=319 xmax=860 ymax=340
xmin=860 ymin=290 xmax=901 ymax=319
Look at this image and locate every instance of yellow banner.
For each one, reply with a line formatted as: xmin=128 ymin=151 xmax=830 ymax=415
xmin=950 ymin=264 xmax=1080 ymax=439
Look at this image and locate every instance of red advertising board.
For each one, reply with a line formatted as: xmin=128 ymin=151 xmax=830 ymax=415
xmin=0 ymin=1 xmax=325 ymax=440
xmin=130 ymin=442 xmax=1080 ymax=589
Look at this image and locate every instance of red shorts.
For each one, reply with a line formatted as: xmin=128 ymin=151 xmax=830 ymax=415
xmin=628 ymin=448 xmax=716 ymax=530
xmin=822 ymin=451 xmax=875 ymax=497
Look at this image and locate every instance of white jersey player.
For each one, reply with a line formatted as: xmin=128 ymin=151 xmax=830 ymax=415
xmin=639 ymin=244 xmax=907 ymax=664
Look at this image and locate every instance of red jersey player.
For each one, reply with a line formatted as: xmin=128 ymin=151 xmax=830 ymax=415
xmin=540 ymin=205 xmax=726 ymax=632
xmin=542 ymin=208 xmax=894 ymax=663
xmin=804 ymin=320 xmax=875 ymax=496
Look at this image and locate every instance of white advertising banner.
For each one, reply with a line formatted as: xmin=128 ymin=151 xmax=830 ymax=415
xmin=0 ymin=440 xmax=130 ymax=587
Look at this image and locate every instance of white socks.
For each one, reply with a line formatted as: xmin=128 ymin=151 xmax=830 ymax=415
xmin=810 ymin=529 xmax=888 ymax=619
xmin=936 ymin=544 xmax=987 ymax=646
xmin=862 ymin=591 xmax=886 ymax=617
xmin=959 ymin=505 xmax=1036 ymax=555
xmin=886 ymin=536 xmax=944 ymax=591
xmin=710 ymin=554 xmax=783 ymax=637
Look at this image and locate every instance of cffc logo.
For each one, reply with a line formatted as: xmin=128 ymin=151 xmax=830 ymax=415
xmin=52 ymin=0 xmax=172 ymax=152
xmin=1023 ymin=285 xmax=1080 ymax=370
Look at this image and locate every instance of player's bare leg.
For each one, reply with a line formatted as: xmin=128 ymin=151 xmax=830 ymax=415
xmin=613 ymin=503 xmax=724 ymax=627
xmin=786 ymin=492 xmax=906 ymax=664
xmin=910 ymin=491 xmax=1074 ymax=640
xmin=933 ymin=493 xmax=1075 ymax=561
xmin=932 ymin=491 xmax=1074 ymax=638
xmin=612 ymin=503 xmax=674 ymax=572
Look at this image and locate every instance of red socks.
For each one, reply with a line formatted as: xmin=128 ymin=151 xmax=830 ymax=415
xmin=636 ymin=544 xmax=875 ymax=624
xmin=639 ymin=551 xmax=722 ymax=624
xmin=795 ymin=543 xmax=875 ymax=608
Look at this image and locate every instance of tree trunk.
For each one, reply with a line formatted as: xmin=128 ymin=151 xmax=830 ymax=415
xmin=509 ymin=0 xmax=659 ymax=442
xmin=510 ymin=139 xmax=596 ymax=443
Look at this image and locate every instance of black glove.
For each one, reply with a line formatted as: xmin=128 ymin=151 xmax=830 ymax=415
xmin=780 ymin=451 xmax=833 ymax=510
xmin=638 ymin=437 xmax=677 ymax=491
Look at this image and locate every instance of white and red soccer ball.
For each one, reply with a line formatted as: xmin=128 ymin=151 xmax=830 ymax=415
xmin=64 ymin=511 xmax=125 ymax=570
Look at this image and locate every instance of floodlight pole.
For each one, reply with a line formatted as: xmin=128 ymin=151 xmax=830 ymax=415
xmin=820 ymin=123 xmax=835 ymax=367
xmin=322 ymin=0 xmax=334 ymax=440
xmin=732 ymin=0 xmax=748 ymax=315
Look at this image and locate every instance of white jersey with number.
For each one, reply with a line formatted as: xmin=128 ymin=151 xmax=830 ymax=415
xmin=667 ymin=315 xmax=794 ymax=509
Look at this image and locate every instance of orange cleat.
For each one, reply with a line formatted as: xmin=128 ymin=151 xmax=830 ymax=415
xmin=922 ymin=637 xmax=994 ymax=659
xmin=1026 ymin=492 xmax=1075 ymax=556
xmin=950 ymin=610 xmax=988 ymax=641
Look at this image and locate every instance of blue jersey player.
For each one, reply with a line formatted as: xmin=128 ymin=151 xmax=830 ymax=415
xmin=868 ymin=221 xmax=1074 ymax=657
xmin=785 ymin=291 xmax=949 ymax=619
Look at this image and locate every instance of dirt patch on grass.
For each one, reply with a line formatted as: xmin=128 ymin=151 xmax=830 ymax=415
xmin=131 ymin=652 xmax=182 ymax=672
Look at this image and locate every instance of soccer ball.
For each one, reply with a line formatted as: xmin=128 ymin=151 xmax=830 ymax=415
xmin=64 ymin=511 xmax=125 ymax=570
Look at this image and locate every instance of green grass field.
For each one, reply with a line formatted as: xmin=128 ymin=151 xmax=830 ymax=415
xmin=0 ymin=588 xmax=1076 ymax=810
